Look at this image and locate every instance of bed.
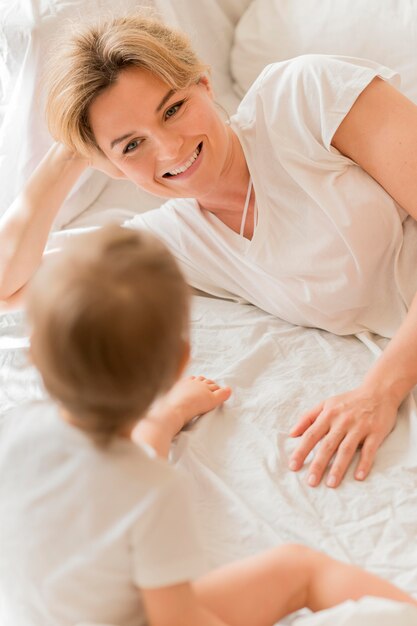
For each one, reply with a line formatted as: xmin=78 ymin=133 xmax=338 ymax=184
xmin=1 ymin=1 xmax=417 ymax=624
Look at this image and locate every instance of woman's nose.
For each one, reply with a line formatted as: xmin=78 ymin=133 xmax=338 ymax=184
xmin=155 ymin=131 xmax=184 ymax=160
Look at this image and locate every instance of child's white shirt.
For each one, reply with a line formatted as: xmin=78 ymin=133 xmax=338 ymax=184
xmin=0 ymin=401 xmax=206 ymax=626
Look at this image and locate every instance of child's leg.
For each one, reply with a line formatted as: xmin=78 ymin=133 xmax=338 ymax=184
xmin=193 ymin=544 xmax=417 ymax=626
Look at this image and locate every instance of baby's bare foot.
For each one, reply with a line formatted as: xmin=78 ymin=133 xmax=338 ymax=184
xmin=162 ymin=375 xmax=232 ymax=428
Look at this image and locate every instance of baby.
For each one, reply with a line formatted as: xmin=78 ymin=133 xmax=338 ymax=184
xmin=0 ymin=225 xmax=415 ymax=626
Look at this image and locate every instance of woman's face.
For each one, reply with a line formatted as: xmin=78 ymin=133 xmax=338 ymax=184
xmin=88 ymin=67 xmax=232 ymax=200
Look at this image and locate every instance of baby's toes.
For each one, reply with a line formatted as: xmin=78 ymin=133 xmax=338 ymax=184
xmin=213 ymin=386 xmax=232 ymax=404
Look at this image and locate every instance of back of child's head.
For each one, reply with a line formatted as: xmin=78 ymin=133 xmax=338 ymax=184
xmin=27 ymin=225 xmax=189 ymax=445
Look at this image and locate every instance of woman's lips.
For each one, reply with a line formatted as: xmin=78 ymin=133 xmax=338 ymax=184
xmin=163 ymin=142 xmax=203 ymax=180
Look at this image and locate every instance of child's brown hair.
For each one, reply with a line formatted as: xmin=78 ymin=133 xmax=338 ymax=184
xmin=27 ymin=225 xmax=189 ymax=445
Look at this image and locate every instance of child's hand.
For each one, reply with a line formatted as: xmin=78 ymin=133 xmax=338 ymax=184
xmin=132 ymin=377 xmax=231 ymax=457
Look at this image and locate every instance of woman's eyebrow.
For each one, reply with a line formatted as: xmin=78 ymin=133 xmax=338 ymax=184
xmin=109 ymin=90 xmax=177 ymax=149
xmin=110 ymin=132 xmax=136 ymax=150
xmin=155 ymin=88 xmax=176 ymax=112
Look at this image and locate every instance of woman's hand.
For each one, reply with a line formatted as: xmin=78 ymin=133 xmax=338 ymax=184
xmin=0 ymin=142 xmax=89 ymax=300
xmin=86 ymin=149 xmax=127 ymax=179
xmin=288 ymin=385 xmax=399 ymax=488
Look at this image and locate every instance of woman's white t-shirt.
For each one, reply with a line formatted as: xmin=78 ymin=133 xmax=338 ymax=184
xmin=126 ymin=55 xmax=417 ymax=338
xmin=0 ymin=402 xmax=206 ymax=626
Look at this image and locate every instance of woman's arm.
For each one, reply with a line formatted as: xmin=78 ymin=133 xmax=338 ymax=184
xmin=0 ymin=143 xmax=88 ymax=300
xmin=289 ymin=77 xmax=417 ymax=487
xmin=0 ymin=142 xmax=127 ymax=303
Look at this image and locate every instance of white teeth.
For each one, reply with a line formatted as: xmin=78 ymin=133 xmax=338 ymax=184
xmin=168 ymin=146 xmax=200 ymax=176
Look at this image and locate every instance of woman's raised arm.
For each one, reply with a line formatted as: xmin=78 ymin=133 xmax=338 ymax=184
xmin=0 ymin=142 xmax=127 ymax=305
xmin=0 ymin=143 xmax=88 ymax=300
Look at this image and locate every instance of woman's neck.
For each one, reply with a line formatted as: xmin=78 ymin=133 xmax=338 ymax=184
xmin=196 ymin=127 xmax=256 ymax=238
xmin=196 ymin=127 xmax=251 ymax=216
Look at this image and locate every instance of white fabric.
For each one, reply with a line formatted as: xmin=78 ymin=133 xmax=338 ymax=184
xmin=293 ymin=597 xmax=417 ymax=626
xmin=125 ymin=55 xmax=415 ymax=337
xmin=1 ymin=298 xmax=417 ymax=626
xmin=0 ymin=402 xmax=206 ymax=626
xmin=239 ymin=177 xmax=252 ymax=236
xmin=231 ymin=0 xmax=417 ymax=102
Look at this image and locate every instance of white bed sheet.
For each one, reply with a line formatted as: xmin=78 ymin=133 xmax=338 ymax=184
xmin=1 ymin=295 xmax=417 ymax=625
xmin=3 ymin=1 xmax=417 ymax=621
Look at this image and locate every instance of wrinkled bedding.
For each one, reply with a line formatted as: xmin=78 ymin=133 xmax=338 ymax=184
xmin=2 ymin=295 xmax=417 ymax=625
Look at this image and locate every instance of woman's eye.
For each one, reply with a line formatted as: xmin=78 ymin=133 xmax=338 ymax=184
xmin=123 ymin=139 xmax=141 ymax=154
xmin=165 ymin=101 xmax=184 ymax=119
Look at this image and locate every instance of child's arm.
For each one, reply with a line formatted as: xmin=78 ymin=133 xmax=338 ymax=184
xmin=133 ymin=376 xmax=232 ymax=457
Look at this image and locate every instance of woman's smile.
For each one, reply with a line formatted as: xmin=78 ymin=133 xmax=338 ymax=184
xmin=88 ymin=67 xmax=231 ymax=199
xmin=163 ymin=142 xmax=203 ymax=180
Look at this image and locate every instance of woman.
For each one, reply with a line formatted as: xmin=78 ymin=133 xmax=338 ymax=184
xmin=1 ymin=14 xmax=417 ymax=489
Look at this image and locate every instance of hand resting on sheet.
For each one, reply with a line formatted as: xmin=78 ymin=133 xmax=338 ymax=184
xmin=289 ymin=385 xmax=398 ymax=488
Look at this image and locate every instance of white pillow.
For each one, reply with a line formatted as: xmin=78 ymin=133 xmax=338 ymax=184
xmin=231 ymin=0 xmax=417 ymax=102
xmin=155 ymin=0 xmax=252 ymax=114
xmin=0 ymin=0 xmax=157 ymax=230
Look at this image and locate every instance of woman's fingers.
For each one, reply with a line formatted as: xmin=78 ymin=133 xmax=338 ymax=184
xmin=288 ymin=387 xmax=399 ymax=488
xmin=288 ymin=412 xmax=330 ymax=471
xmin=305 ymin=427 xmax=350 ymax=487
xmin=324 ymin=431 xmax=364 ymax=488
xmin=289 ymin=402 xmax=324 ymax=437
xmin=88 ymin=150 xmax=127 ymax=179
xmin=354 ymin=433 xmax=384 ymax=481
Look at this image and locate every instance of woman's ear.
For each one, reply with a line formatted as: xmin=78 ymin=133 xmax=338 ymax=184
xmin=198 ymin=75 xmax=214 ymax=99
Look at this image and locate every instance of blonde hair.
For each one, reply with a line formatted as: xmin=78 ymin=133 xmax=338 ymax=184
xmin=27 ymin=225 xmax=189 ymax=445
xmin=45 ymin=13 xmax=209 ymax=155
